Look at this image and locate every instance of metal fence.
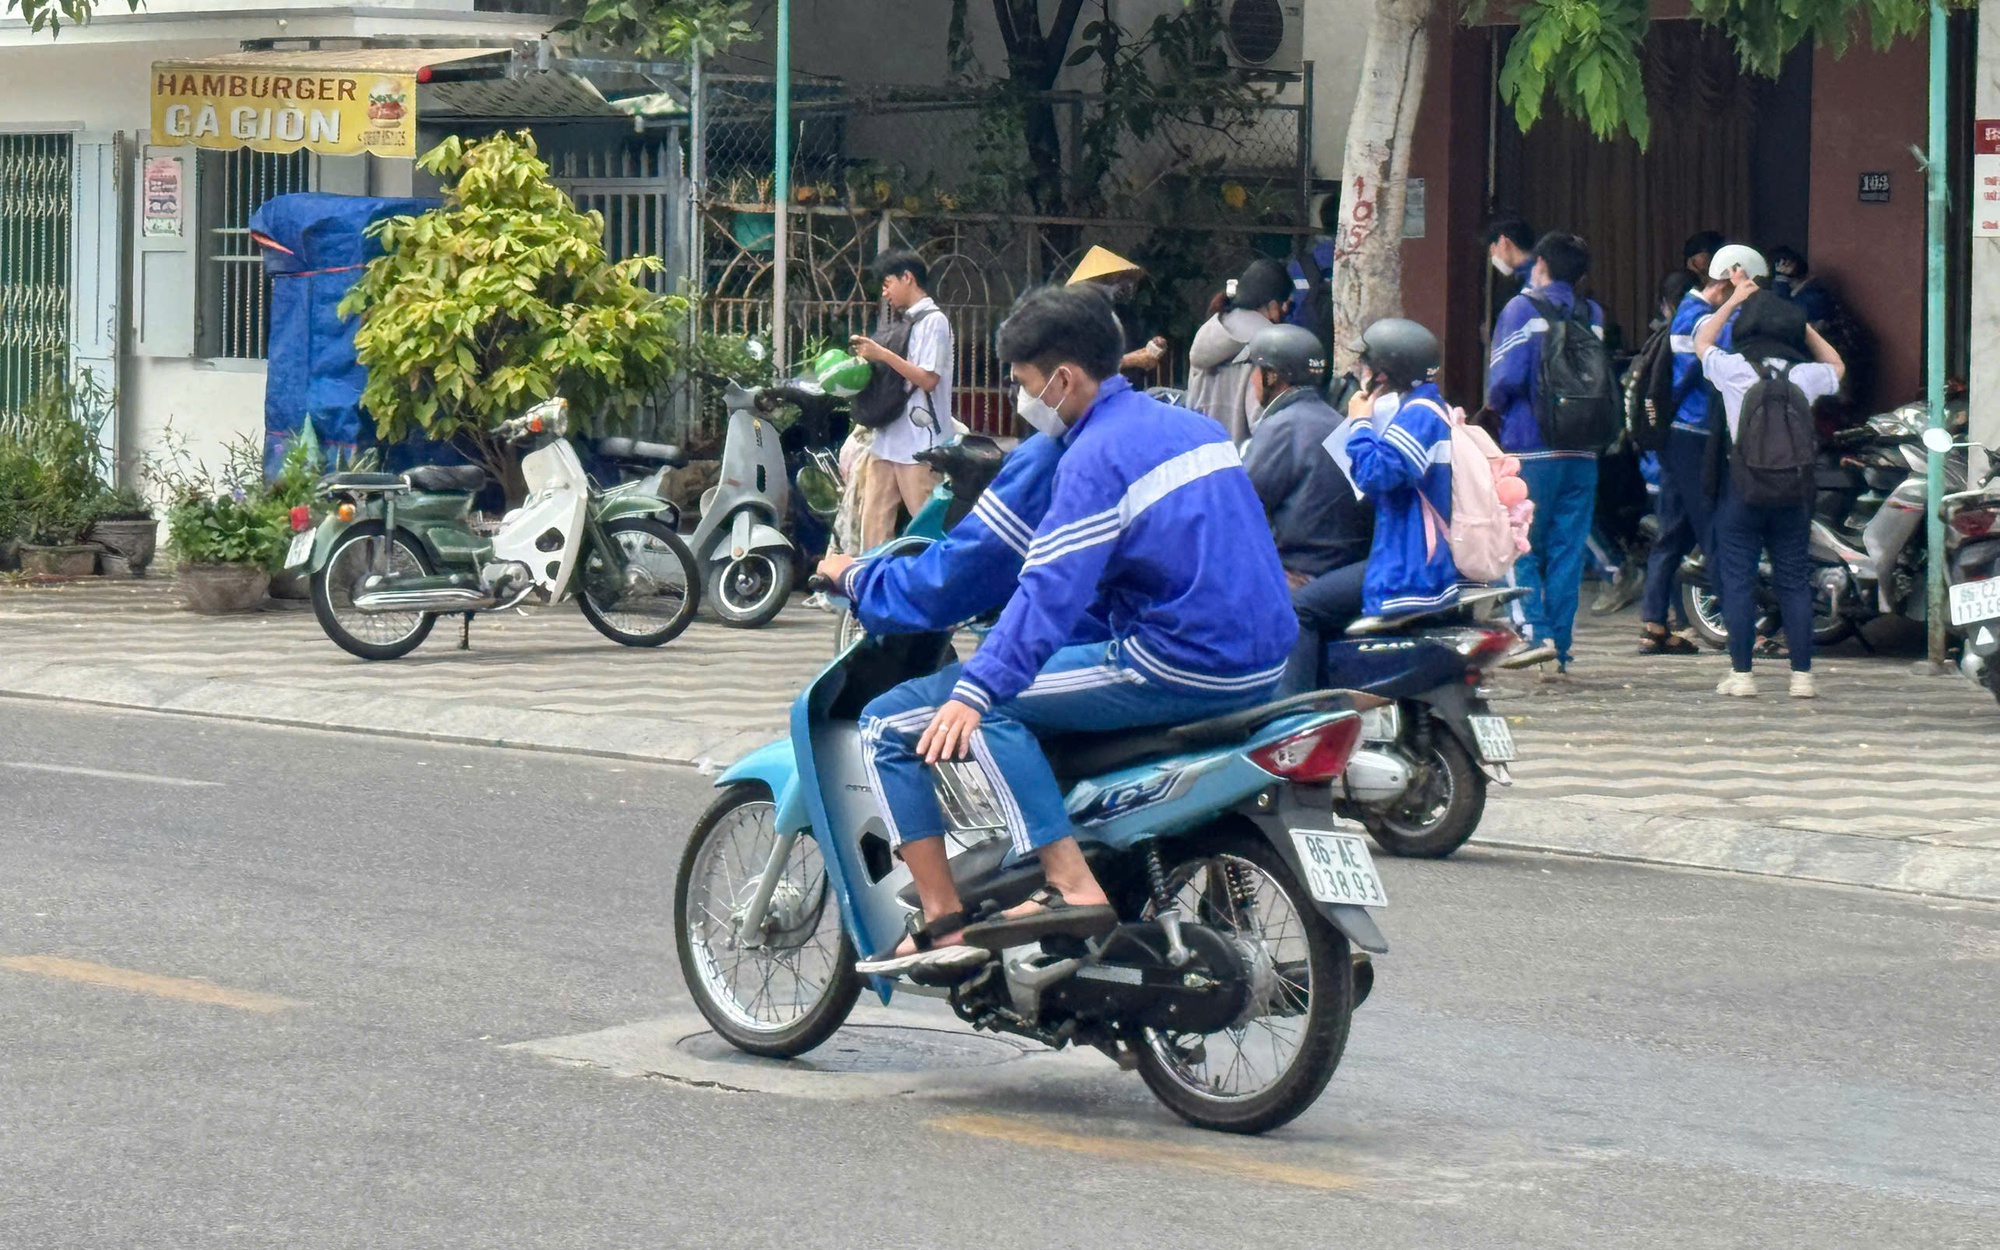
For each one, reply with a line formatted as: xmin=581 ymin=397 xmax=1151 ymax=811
xmin=687 ymin=72 xmax=1314 ymax=441
xmin=200 ymin=148 xmax=314 ymax=360
xmin=0 ymin=132 xmax=73 ymax=428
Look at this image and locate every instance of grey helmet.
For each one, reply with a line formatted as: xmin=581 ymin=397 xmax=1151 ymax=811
xmin=1246 ymin=323 xmax=1327 ymax=388
xmin=1348 ymin=318 xmax=1440 ymax=390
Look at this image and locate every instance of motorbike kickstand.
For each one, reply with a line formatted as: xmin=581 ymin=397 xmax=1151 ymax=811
xmin=459 ymin=612 xmax=473 ymax=651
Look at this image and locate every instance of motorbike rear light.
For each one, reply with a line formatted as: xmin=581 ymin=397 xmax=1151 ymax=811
xmin=336 ymin=503 xmax=357 ymax=522
xmin=289 ymin=505 xmax=311 ymax=533
xmin=1249 ymin=714 xmax=1364 ymax=785
xmin=1460 ymin=627 xmax=1518 ymax=663
xmin=1950 ymin=509 xmax=1997 ymax=538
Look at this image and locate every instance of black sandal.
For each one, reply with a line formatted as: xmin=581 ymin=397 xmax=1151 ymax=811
xmin=1637 ymin=627 xmax=1698 ymax=656
xmin=961 ymin=887 xmax=1119 ymax=952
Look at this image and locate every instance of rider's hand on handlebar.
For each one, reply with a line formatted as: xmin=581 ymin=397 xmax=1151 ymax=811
xmin=816 ymin=553 xmax=855 ymax=587
xmin=917 ymin=700 xmax=982 ymax=764
xmin=849 ymin=334 xmax=885 ymax=364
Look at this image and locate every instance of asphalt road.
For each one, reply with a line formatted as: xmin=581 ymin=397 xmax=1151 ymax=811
xmin=2 ymin=698 xmax=1995 ymax=1249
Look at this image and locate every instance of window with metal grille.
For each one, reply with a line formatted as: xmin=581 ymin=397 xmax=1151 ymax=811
xmin=199 ymin=149 xmax=313 ymax=360
xmin=0 ymin=132 xmax=73 ymax=426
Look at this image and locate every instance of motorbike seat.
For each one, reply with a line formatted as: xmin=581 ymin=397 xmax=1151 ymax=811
xmin=321 ymin=472 xmax=407 ymax=493
xmin=915 ymin=437 xmax=1006 ymax=502
xmin=599 ymin=436 xmax=688 ymax=468
xmin=405 ymin=464 xmax=489 ymax=493
xmin=1044 ymin=690 xmax=1356 ymax=783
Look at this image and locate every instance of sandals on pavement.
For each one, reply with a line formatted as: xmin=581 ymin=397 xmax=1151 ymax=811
xmin=1637 ymin=627 xmax=1699 ymax=656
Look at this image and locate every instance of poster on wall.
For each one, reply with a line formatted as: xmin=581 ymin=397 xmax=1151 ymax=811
xmin=141 ymin=155 xmax=183 ymax=238
xmin=1976 ymin=120 xmax=2000 ymax=239
xmin=150 ymin=63 xmax=416 ymax=158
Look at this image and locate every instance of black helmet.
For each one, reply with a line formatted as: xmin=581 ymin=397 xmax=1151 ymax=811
xmin=1231 ymin=258 xmax=1292 ymax=311
xmin=1246 ymin=324 xmax=1327 ymax=388
xmin=1348 ymin=318 xmax=1440 ymax=389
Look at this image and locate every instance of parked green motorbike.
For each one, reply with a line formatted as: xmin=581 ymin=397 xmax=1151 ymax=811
xmin=289 ymin=398 xmax=702 ymax=661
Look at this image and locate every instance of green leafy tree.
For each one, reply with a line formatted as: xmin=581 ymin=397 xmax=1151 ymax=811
xmin=563 ymin=0 xmax=757 ymax=59
xmin=339 ymin=132 xmax=687 ymax=500
xmin=5 ymin=0 xmax=133 ymax=35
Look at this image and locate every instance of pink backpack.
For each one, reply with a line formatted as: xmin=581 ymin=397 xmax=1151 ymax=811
xmin=1411 ymin=401 xmax=1526 ymax=584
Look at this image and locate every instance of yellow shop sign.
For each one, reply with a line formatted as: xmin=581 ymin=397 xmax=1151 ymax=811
xmin=151 ymin=63 xmax=417 ymax=157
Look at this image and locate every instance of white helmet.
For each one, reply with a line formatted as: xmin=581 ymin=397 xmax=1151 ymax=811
xmin=1707 ymin=244 xmax=1769 ymax=281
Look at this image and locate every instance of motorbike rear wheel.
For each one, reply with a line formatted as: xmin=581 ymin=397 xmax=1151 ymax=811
xmin=675 ymin=783 xmax=860 ymax=1058
xmin=1134 ymin=831 xmax=1354 ymax=1135
xmin=1681 ymin=579 xmax=1854 ymax=650
xmin=310 ymin=521 xmax=437 ymax=661
xmin=577 ymin=517 xmax=701 ymax=646
xmin=1358 ymin=730 xmax=1486 ymax=859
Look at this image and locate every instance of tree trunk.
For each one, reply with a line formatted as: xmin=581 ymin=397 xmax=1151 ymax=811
xmin=1329 ymin=0 xmax=1432 ymax=374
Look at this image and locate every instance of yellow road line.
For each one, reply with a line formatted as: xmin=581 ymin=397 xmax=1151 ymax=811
xmin=928 ymin=1114 xmax=1362 ymax=1192
xmin=0 ymin=956 xmax=304 ymax=1014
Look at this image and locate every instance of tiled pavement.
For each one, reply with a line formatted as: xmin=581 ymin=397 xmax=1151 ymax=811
xmin=2 ymin=574 xmax=1995 ymax=894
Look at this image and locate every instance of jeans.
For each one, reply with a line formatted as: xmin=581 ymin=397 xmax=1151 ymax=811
xmin=860 ymin=641 xmax=1275 ymax=854
xmin=1712 ymin=477 xmax=1813 ymax=673
xmin=1281 ymin=561 xmax=1368 ymax=694
xmin=1642 ymin=427 xmax=1717 ymax=626
xmin=1509 ymin=456 xmax=1599 ymax=664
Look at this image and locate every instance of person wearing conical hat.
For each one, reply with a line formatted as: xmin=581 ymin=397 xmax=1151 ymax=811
xmin=1067 ymin=246 xmax=1168 ymax=374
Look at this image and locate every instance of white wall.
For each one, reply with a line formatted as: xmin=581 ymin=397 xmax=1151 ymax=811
xmin=1973 ymin=1 xmax=2000 ymax=472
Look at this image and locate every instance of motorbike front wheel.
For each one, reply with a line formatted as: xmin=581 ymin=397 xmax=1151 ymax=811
xmin=708 ymin=552 xmax=794 ymax=628
xmin=674 ymin=783 xmax=860 ymax=1058
xmin=578 ymin=517 xmax=701 ymax=646
xmin=1135 ymin=832 xmax=1354 ymax=1135
xmin=1680 ymin=578 xmax=1854 ymax=650
xmin=310 ymin=521 xmax=437 ymax=661
xmin=1356 ymin=728 xmax=1486 ymax=859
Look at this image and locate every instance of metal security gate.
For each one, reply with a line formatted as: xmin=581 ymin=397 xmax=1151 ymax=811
xmin=0 ymin=133 xmax=73 ymax=426
xmin=554 ymin=141 xmax=687 ymax=295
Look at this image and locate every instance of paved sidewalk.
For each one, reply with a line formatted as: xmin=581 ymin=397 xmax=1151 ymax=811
xmin=1 ymin=576 xmax=1995 ymax=902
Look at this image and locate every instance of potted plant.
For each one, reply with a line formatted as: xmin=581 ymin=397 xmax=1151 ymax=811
xmin=158 ymin=433 xmax=289 ymax=613
xmin=6 ymin=374 xmax=109 ymax=578
xmin=84 ymin=487 xmax=159 ymax=578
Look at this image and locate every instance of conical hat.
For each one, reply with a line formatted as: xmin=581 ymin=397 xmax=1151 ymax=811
xmin=1066 ymin=245 xmax=1143 ymax=286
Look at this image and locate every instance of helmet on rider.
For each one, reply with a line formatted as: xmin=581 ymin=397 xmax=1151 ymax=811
xmin=1348 ymin=318 xmax=1439 ymax=391
xmin=1246 ymin=323 xmax=1327 ymax=390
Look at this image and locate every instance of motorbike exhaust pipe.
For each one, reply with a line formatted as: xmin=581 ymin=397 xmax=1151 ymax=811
xmin=351 ymin=585 xmax=497 ymax=613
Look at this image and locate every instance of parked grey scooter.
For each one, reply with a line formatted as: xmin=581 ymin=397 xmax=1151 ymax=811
xmin=689 ymin=378 xmax=797 ymax=627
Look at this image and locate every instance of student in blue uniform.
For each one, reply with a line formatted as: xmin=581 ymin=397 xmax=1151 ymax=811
xmin=1339 ymin=318 xmax=1459 ymax=620
xmin=1487 ymin=231 xmax=1604 ymax=675
xmin=852 ymin=287 xmax=1298 ymax=975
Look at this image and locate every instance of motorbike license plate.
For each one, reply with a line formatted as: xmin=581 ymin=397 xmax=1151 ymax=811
xmin=1289 ymin=831 xmax=1389 ymax=908
xmin=1948 ymin=578 xmax=2000 ymax=627
xmin=285 ymin=531 xmax=315 ymax=569
xmin=1467 ymin=714 xmax=1517 ymax=763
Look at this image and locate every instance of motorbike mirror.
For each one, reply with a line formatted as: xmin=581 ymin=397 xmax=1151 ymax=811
xmin=1921 ymin=426 xmax=1955 ymax=455
xmin=796 ymin=464 xmax=842 ymax=519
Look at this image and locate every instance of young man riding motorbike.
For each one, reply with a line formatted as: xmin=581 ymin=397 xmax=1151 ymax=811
xmin=852 ymin=286 xmax=1299 ymax=975
xmin=1236 ymin=323 xmax=1376 ymax=692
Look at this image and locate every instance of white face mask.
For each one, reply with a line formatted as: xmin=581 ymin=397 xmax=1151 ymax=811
xmin=1015 ymin=370 xmax=1070 ymax=438
xmin=1490 ymin=251 xmax=1516 ymax=278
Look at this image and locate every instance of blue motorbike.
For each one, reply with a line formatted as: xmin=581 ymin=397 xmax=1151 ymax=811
xmin=673 ymin=614 xmax=1388 ymax=1134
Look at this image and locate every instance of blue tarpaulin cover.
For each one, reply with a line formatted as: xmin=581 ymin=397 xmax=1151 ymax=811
xmin=251 ymin=192 xmax=435 ymax=476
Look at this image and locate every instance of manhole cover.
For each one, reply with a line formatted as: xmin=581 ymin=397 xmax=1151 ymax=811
xmin=676 ymin=1025 xmax=1030 ymax=1074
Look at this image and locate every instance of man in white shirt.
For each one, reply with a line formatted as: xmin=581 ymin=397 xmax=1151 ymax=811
xmin=1693 ymin=269 xmax=1846 ymax=699
xmin=851 ymin=250 xmax=953 ymax=549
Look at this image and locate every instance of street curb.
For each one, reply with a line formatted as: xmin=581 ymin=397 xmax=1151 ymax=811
xmin=0 ymin=660 xmax=771 ymax=771
xmin=1476 ymin=792 xmax=2000 ymax=906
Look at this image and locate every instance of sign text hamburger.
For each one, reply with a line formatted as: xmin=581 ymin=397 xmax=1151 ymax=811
xmin=151 ymin=65 xmax=417 ymax=158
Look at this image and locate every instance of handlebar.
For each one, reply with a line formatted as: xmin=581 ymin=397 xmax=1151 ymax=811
xmin=806 ymin=573 xmax=839 ymax=595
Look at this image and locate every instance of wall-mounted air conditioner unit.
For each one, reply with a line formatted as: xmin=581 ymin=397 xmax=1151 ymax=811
xmin=1221 ymin=0 xmax=1304 ymax=75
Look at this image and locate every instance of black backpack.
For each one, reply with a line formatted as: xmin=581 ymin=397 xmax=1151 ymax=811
xmin=1730 ymin=362 xmax=1818 ymax=507
xmin=1623 ymin=320 xmax=1700 ymax=453
xmin=849 ymin=307 xmax=942 ymax=430
xmin=1528 ymin=296 xmax=1621 ymax=452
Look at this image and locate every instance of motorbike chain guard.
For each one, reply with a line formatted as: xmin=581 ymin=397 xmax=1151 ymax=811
xmin=1033 ymin=921 xmax=1251 ymax=1036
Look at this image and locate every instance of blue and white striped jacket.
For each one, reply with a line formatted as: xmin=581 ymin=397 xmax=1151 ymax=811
xmin=1487 ymin=279 xmax=1604 ymax=459
xmin=841 ymin=433 xmax=1074 ymax=634
xmin=1668 ymin=291 xmax=1735 ymax=433
xmin=1344 ymin=383 xmax=1460 ymax=617
xmin=952 ymin=376 xmax=1296 ymax=710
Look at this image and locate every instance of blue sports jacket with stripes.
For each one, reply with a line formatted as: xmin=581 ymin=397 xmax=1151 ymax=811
xmin=1342 ymin=383 xmax=1461 ymax=618
xmin=842 ymin=432 xmax=1107 ymax=642
xmin=1486 ymin=280 xmax=1604 ymax=459
xmin=950 ymin=376 xmax=1297 ymax=712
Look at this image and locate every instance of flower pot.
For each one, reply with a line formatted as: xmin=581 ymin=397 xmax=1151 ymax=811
xmin=731 ymin=210 xmax=774 ymax=253
xmin=20 ymin=544 xmax=99 ymax=577
xmin=85 ymin=517 xmax=159 ymax=577
xmin=176 ymin=562 xmax=270 ymax=614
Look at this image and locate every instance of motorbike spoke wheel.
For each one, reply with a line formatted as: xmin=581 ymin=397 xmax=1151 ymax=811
xmin=832 ymin=606 xmax=866 ymax=653
xmin=1359 ymin=731 xmax=1485 ymax=859
xmin=310 ymin=522 xmax=436 ymax=661
xmin=708 ymin=552 xmax=793 ymax=628
xmin=1681 ymin=581 xmax=1729 ymax=649
xmin=675 ymin=784 xmax=860 ymax=1057
xmin=578 ymin=517 xmax=700 ymax=646
xmin=1135 ymin=834 xmax=1353 ymax=1134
